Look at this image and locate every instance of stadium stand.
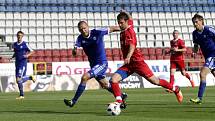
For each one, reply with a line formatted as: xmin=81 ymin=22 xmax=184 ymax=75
xmin=0 ymin=0 xmax=214 ymax=72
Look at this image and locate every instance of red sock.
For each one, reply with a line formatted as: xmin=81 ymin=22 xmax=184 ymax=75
xmin=159 ymin=79 xmax=173 ymax=90
xmin=170 ymin=74 xmax=174 ymax=86
xmin=185 ymin=73 xmax=191 ymax=80
xmin=111 ymin=82 xmax=122 ymax=103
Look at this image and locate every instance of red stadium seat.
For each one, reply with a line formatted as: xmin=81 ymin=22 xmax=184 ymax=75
xmin=106 ymin=48 xmax=112 ymax=57
xmin=36 ymin=50 xmax=45 ymax=57
xmin=163 ymin=55 xmax=170 ymax=60
xmin=44 ymin=56 xmax=52 ymax=62
xmin=141 ymin=48 xmax=148 ymax=55
xmin=52 ymin=50 xmax=60 ymax=57
xmin=156 ymin=55 xmax=163 ymax=60
xmin=149 ymin=55 xmax=156 ymax=60
xmin=155 ymin=48 xmax=163 ymax=55
xmin=60 ymin=57 xmax=68 ymax=62
xmin=143 ymin=55 xmax=149 ymax=60
xmin=148 ymin=48 xmax=155 ymax=55
xmin=44 ymin=50 xmax=52 ymax=57
xmin=113 ymin=56 xmax=121 ymax=61
xmin=186 ymin=47 xmax=193 ymax=54
xmin=52 ymin=57 xmax=60 ymax=62
xmin=68 ymin=57 xmax=75 ymax=62
xmin=60 ymin=49 xmax=68 ymax=57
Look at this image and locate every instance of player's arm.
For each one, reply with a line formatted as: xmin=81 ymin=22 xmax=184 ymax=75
xmin=72 ymin=46 xmax=77 ymax=56
xmin=109 ymin=26 xmax=120 ymax=33
xmin=124 ymin=44 xmax=135 ymax=64
xmin=193 ymin=43 xmax=199 ymax=53
xmin=24 ymin=44 xmax=34 ymax=58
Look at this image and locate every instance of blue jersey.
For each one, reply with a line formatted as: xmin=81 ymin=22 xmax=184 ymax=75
xmin=13 ymin=41 xmax=33 ymax=64
xmin=75 ymin=28 xmax=109 ymax=67
xmin=193 ymin=26 xmax=215 ymax=58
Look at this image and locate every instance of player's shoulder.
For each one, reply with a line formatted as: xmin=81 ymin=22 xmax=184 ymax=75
xmin=205 ymin=25 xmax=215 ymax=33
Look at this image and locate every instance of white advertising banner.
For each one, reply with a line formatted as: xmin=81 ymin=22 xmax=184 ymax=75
xmin=0 ymin=63 xmax=33 ymax=76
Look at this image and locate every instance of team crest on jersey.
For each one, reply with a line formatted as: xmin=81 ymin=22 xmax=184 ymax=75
xmin=20 ymin=46 xmax=23 ymax=48
xmin=93 ymin=36 xmax=96 ymax=40
xmin=82 ymin=40 xmax=86 ymax=44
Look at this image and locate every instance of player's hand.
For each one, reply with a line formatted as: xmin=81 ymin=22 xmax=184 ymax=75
xmin=124 ymin=57 xmax=130 ymax=64
xmin=72 ymin=49 xmax=77 ymax=56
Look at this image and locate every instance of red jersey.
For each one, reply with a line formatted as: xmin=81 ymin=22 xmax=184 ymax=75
xmin=170 ymin=38 xmax=185 ymax=61
xmin=120 ymin=19 xmax=144 ymax=62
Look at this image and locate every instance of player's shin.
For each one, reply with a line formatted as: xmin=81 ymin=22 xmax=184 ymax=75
xmin=72 ymin=83 xmax=86 ymax=103
xmin=111 ymin=82 xmax=122 ymax=103
xmin=22 ymin=76 xmax=30 ymax=83
xmin=198 ymin=81 xmax=206 ymax=100
xmin=17 ymin=81 xmax=24 ymax=96
xmin=159 ymin=79 xmax=173 ymax=90
xmin=170 ymin=74 xmax=174 ymax=86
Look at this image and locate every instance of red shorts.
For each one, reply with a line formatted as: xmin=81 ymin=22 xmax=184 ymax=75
xmin=170 ymin=60 xmax=185 ymax=70
xmin=118 ymin=60 xmax=154 ymax=79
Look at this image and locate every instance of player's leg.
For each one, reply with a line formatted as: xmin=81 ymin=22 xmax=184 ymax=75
xmin=190 ymin=57 xmax=214 ymax=104
xmin=170 ymin=61 xmax=177 ymax=86
xmin=16 ymin=65 xmax=26 ymax=99
xmin=110 ymin=66 xmax=129 ymax=104
xmin=134 ymin=61 xmax=183 ymax=103
xmin=178 ymin=60 xmax=195 ymax=87
xmin=64 ymin=72 xmax=90 ymax=107
xmin=190 ymin=67 xmax=210 ymax=104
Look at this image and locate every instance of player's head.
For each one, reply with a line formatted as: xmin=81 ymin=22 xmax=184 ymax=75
xmin=16 ymin=31 xmax=24 ymax=43
xmin=117 ymin=12 xmax=129 ymax=30
xmin=78 ymin=21 xmax=89 ymax=38
xmin=172 ymin=30 xmax=179 ymax=39
xmin=192 ymin=14 xmax=204 ymax=31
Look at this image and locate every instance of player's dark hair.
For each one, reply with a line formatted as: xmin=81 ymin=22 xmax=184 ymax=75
xmin=78 ymin=21 xmax=88 ymax=28
xmin=173 ymin=30 xmax=179 ymax=34
xmin=117 ymin=12 xmax=129 ymax=21
xmin=192 ymin=13 xmax=204 ymax=25
xmin=17 ymin=31 xmax=24 ymax=35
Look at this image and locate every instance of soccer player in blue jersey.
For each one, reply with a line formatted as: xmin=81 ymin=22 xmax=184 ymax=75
xmin=190 ymin=14 xmax=215 ymax=104
xmin=64 ymin=21 xmax=127 ymax=108
xmin=11 ymin=31 xmax=36 ymax=99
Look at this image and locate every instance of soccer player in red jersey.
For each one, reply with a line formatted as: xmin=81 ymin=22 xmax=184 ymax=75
xmin=110 ymin=11 xmax=183 ymax=107
xmin=166 ymin=30 xmax=195 ymax=90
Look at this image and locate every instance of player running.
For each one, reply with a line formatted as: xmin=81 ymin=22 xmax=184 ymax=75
xmin=64 ymin=21 xmax=127 ymax=108
xmin=108 ymin=11 xmax=183 ymax=107
xmin=165 ymin=30 xmax=194 ymax=92
xmin=190 ymin=14 xmax=215 ymax=104
xmin=11 ymin=31 xmax=36 ymax=99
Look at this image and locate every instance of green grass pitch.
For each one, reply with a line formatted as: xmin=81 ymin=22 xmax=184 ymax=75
xmin=0 ymin=87 xmax=215 ymax=121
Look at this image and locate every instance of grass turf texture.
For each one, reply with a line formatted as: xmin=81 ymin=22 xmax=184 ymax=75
xmin=0 ymin=87 xmax=215 ymax=121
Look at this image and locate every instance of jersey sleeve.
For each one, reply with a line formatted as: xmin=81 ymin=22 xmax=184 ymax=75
xmin=26 ymin=43 xmax=33 ymax=52
xmin=74 ymin=36 xmax=82 ymax=48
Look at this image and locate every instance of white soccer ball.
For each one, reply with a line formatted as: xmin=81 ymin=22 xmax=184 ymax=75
xmin=106 ymin=102 xmax=121 ymax=116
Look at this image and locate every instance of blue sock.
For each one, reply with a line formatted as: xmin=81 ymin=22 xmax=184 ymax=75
xmin=198 ymin=81 xmax=206 ymax=100
xmin=106 ymin=87 xmax=113 ymax=93
xmin=17 ymin=81 xmax=24 ymax=96
xmin=22 ymin=76 xmax=30 ymax=83
xmin=72 ymin=83 xmax=86 ymax=103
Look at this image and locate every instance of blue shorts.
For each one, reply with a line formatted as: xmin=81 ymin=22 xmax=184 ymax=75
xmin=204 ymin=57 xmax=215 ymax=70
xmin=88 ymin=63 xmax=108 ymax=81
xmin=15 ymin=62 xmax=27 ymax=78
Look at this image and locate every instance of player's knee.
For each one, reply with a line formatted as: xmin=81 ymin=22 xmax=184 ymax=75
xmin=16 ymin=78 xmax=22 ymax=84
xmin=101 ymin=82 xmax=109 ymax=89
xmin=81 ymin=73 xmax=90 ymax=83
xmin=200 ymin=72 xmax=206 ymax=79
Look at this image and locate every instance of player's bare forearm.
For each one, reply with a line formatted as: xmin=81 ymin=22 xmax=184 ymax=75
xmin=125 ymin=44 xmax=135 ymax=64
xmin=193 ymin=44 xmax=199 ymax=53
xmin=109 ymin=26 xmax=120 ymax=33
xmin=25 ymin=51 xmax=34 ymax=58
xmin=72 ymin=47 xmax=77 ymax=56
